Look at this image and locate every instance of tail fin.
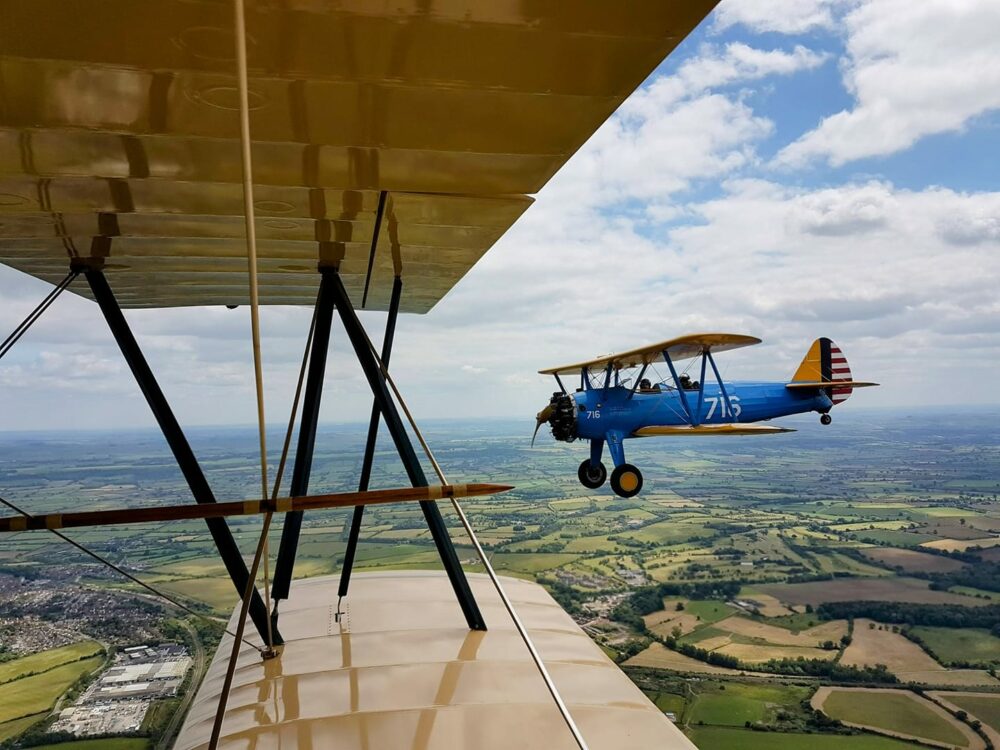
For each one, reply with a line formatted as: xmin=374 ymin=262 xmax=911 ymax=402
xmin=792 ymin=337 xmax=854 ymax=404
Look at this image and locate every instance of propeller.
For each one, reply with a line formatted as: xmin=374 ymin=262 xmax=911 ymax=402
xmin=532 ymin=404 xmax=554 ymax=447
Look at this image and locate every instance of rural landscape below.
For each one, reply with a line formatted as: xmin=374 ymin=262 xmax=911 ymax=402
xmin=0 ymin=406 xmax=998 ymax=749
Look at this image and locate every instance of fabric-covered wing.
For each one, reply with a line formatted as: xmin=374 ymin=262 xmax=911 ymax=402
xmin=539 ymin=333 xmax=761 ymax=376
xmin=0 ymin=0 xmax=718 ymax=312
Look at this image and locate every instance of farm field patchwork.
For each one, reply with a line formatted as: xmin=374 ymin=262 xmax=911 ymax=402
xmin=909 ymin=627 xmax=1000 ymax=667
xmin=1 ymin=414 xmax=998 ymax=746
xmin=859 ymin=547 xmax=967 ymax=573
xmin=713 ymin=615 xmax=847 ymax=647
xmin=758 ymin=577 xmax=991 ymax=607
xmin=0 ymin=641 xmax=102 ymax=684
xmin=687 ymin=681 xmax=811 ymax=726
xmin=841 ymin=619 xmax=944 ymax=674
xmin=0 ymin=714 xmax=45 ymax=744
xmin=688 ymin=727 xmax=927 ymax=750
xmin=921 ymin=537 xmax=1000 ymax=552
xmin=25 ymin=741 xmax=151 ymax=750
xmin=0 ymin=655 xmax=104 ymax=724
xmin=624 ymin=643 xmax=745 ymax=675
xmin=814 ymin=688 xmax=979 ymax=748
xmin=932 ymin=693 xmax=1000 ymax=740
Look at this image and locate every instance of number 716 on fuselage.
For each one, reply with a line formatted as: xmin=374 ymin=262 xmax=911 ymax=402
xmin=533 ymin=334 xmax=877 ymax=498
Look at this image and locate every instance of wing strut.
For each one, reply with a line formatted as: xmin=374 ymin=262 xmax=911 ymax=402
xmin=626 ymin=362 xmax=650 ymax=399
xmin=707 ymin=350 xmax=737 ymax=420
xmin=328 ymin=269 xmax=488 ymax=631
xmin=338 ymin=274 xmax=403 ymax=605
xmin=81 ymin=266 xmax=279 ymax=646
xmin=662 ymin=349 xmax=694 ymax=423
xmin=270 ymin=273 xmax=336 ymax=601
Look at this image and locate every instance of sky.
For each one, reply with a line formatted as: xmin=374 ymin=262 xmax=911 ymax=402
xmin=2 ymin=0 xmax=1000 ymax=432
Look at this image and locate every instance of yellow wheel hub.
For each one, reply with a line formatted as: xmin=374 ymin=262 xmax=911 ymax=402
xmin=618 ymin=471 xmax=639 ymax=493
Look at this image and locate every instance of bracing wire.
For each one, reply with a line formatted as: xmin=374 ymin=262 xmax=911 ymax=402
xmin=209 ymin=510 xmax=274 ymax=750
xmin=230 ymin=0 xmax=272 ymax=652
xmin=0 ymin=495 xmax=264 ymax=653
xmin=271 ymin=303 xmax=318 ymax=502
xmin=0 ymin=271 xmax=77 ymax=361
xmin=207 ymin=1 xmax=275 ymax=744
xmin=358 ymin=330 xmax=591 ymax=750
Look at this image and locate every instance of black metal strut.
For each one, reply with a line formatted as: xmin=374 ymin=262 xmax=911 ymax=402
xmin=327 ymin=270 xmax=486 ymax=631
xmin=338 ymin=275 xmax=402 ymax=601
xmin=83 ymin=269 xmax=279 ymax=645
xmin=271 ymin=270 xmax=338 ymax=601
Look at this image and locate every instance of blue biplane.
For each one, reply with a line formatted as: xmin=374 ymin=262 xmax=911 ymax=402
xmin=533 ymin=334 xmax=877 ymax=498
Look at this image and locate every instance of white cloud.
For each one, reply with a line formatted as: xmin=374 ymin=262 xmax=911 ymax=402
xmin=778 ymin=0 xmax=1000 ymax=166
xmin=712 ymin=0 xmax=850 ymax=34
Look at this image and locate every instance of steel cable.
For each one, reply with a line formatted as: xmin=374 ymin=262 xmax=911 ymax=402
xmin=0 ymin=271 xmax=76 ymax=361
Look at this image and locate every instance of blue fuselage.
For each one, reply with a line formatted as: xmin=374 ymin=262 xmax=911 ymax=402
xmin=571 ymin=381 xmax=830 ymax=441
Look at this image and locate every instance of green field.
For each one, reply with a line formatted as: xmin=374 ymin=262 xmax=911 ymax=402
xmin=909 ymin=627 xmax=1000 ymax=666
xmin=0 ymin=714 xmax=45 ymax=743
xmin=946 ymin=695 xmax=1000 ymax=734
xmin=685 ymin=600 xmax=736 ymax=625
xmin=688 ymin=682 xmax=811 ymax=726
xmin=646 ymin=691 xmax=685 ymax=716
xmin=26 ymin=740 xmax=151 ymax=750
xmin=821 ymin=690 xmax=968 ymax=747
xmin=0 ymin=641 xmax=102 ymax=684
xmin=688 ymin=727 xmax=926 ymax=749
xmin=0 ymin=655 xmax=104 ymax=723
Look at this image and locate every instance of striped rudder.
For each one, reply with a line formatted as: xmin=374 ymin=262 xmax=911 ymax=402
xmin=827 ymin=340 xmax=853 ymax=404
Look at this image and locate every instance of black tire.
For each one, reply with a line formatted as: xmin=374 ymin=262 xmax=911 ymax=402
xmin=820 ymin=413 xmax=832 ymax=425
xmin=578 ymin=460 xmax=607 ymax=489
xmin=610 ymin=463 xmax=643 ymax=498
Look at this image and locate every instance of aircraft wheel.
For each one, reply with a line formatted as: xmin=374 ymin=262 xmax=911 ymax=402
xmin=820 ymin=413 xmax=832 ymax=425
xmin=610 ymin=464 xmax=643 ymax=498
xmin=578 ymin=460 xmax=607 ymax=489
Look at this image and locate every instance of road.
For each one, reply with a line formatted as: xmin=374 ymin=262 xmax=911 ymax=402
xmin=156 ymin=619 xmax=206 ymax=750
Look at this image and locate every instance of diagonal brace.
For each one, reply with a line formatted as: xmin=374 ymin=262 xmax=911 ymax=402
xmin=327 ymin=270 xmax=486 ymax=631
xmin=83 ymin=268 xmax=279 ymax=645
xmin=338 ymin=275 xmax=402 ymax=601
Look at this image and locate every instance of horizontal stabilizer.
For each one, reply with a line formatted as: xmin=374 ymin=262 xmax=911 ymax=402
xmin=786 ymin=380 xmax=878 ymax=390
xmin=633 ymin=424 xmax=794 ymax=437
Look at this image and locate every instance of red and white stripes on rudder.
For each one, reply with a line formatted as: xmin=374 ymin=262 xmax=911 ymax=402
xmin=829 ymin=343 xmax=853 ymax=404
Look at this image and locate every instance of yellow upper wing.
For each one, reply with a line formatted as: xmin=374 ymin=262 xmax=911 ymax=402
xmin=539 ymin=333 xmax=761 ymax=376
xmin=0 ymin=0 xmax=718 ymax=312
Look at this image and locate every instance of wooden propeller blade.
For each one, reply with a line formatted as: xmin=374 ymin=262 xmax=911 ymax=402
xmin=0 ymin=483 xmax=512 ymax=533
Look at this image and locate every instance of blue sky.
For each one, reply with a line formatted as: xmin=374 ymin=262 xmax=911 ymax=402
xmin=1 ymin=0 xmax=999 ymax=431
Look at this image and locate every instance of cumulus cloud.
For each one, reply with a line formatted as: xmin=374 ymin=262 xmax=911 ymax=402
xmin=712 ymin=0 xmax=852 ymax=34
xmin=778 ymin=0 xmax=1000 ymax=166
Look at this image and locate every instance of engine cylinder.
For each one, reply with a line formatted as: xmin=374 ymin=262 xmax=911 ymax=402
xmin=547 ymin=392 xmax=577 ymax=442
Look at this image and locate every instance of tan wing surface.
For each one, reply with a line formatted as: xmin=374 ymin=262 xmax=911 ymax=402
xmin=0 ymin=0 xmax=718 ymax=312
xmin=539 ymin=333 xmax=761 ymax=376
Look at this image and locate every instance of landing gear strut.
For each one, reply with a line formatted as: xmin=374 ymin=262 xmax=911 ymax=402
xmin=610 ymin=463 xmax=643 ymax=498
xmin=578 ymin=460 xmax=607 ymax=489
xmin=820 ymin=413 xmax=832 ymax=425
